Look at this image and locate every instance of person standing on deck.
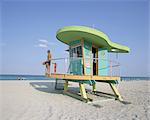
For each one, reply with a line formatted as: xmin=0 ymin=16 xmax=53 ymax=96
xmin=43 ymin=50 xmax=52 ymax=74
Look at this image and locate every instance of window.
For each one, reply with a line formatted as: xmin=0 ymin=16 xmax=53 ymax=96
xmin=70 ymin=46 xmax=82 ymax=58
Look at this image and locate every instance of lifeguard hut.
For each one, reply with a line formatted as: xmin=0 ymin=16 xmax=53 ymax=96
xmin=46 ymin=26 xmax=130 ymax=102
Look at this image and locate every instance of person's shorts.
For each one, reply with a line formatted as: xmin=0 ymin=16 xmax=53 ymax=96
xmin=45 ymin=61 xmax=51 ymax=65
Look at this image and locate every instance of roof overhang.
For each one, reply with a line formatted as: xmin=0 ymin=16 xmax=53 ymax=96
xmin=56 ymin=26 xmax=130 ymax=53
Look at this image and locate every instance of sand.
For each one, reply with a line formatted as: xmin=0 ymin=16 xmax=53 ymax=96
xmin=0 ymin=80 xmax=149 ymax=120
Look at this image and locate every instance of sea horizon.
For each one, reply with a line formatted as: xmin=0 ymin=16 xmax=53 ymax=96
xmin=0 ymin=74 xmax=149 ymax=81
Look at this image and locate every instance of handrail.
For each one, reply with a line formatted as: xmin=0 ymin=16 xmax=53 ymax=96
xmin=47 ymin=57 xmax=120 ymax=77
xmin=51 ymin=57 xmax=119 ymax=63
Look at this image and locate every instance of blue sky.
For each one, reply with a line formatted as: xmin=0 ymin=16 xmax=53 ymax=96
xmin=0 ymin=0 xmax=149 ymax=76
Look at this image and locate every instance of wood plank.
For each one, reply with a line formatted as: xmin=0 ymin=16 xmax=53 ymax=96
xmin=46 ymin=73 xmax=120 ymax=81
xmin=65 ymin=74 xmax=91 ymax=80
xmin=92 ymin=76 xmax=119 ymax=80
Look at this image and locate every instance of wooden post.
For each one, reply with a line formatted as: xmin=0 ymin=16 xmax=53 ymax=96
xmin=79 ymin=83 xmax=88 ymax=99
xmin=109 ymin=83 xmax=123 ymax=101
xmin=81 ymin=38 xmax=85 ymax=75
xmin=63 ymin=80 xmax=68 ymax=92
xmin=92 ymin=84 xmax=96 ymax=92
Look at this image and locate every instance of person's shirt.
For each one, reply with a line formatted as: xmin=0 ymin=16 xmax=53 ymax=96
xmin=47 ymin=53 xmax=51 ymax=61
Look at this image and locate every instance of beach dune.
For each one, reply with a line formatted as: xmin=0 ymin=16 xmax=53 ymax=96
xmin=0 ymin=80 xmax=149 ymax=120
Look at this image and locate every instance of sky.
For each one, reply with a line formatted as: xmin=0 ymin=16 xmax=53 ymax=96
xmin=0 ymin=0 xmax=149 ymax=76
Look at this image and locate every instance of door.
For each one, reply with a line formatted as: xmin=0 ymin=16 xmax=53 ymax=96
xmin=92 ymin=47 xmax=98 ymax=75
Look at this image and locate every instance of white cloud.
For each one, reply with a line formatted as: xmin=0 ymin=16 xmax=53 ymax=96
xmin=34 ymin=43 xmax=48 ymax=48
xmin=38 ymin=39 xmax=48 ymax=43
xmin=38 ymin=43 xmax=48 ymax=48
xmin=35 ymin=38 xmax=57 ymax=48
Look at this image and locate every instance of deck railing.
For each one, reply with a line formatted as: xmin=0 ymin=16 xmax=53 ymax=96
xmin=45 ymin=57 xmax=120 ymax=77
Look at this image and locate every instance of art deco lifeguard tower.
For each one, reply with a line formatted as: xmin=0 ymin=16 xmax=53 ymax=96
xmin=46 ymin=26 xmax=130 ymax=102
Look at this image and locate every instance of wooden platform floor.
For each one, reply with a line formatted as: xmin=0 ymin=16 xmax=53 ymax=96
xmin=46 ymin=73 xmax=120 ymax=81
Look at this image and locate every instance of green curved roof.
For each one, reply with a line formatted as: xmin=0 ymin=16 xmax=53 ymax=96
xmin=56 ymin=26 xmax=130 ymax=53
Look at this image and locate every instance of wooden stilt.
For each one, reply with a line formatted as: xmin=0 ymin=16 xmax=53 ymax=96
xmin=62 ymin=79 xmax=124 ymax=103
xmin=79 ymin=83 xmax=88 ymax=99
xmin=63 ymin=80 xmax=68 ymax=92
xmin=92 ymin=84 xmax=96 ymax=92
xmin=63 ymin=81 xmax=89 ymax=102
xmin=109 ymin=83 xmax=123 ymax=101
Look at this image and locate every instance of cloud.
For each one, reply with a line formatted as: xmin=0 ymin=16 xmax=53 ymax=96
xmin=38 ymin=39 xmax=48 ymax=43
xmin=34 ymin=43 xmax=48 ymax=48
xmin=35 ymin=38 xmax=57 ymax=48
xmin=38 ymin=43 xmax=48 ymax=48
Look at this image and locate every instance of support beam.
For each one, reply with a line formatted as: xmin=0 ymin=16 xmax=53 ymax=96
xmin=109 ymin=83 xmax=123 ymax=101
xmin=46 ymin=73 xmax=120 ymax=81
xmin=79 ymin=83 xmax=88 ymax=99
xmin=61 ymin=77 xmax=124 ymax=103
xmin=92 ymin=84 xmax=96 ymax=92
xmin=63 ymin=80 xmax=68 ymax=92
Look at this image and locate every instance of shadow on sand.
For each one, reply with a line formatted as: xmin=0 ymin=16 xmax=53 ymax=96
xmin=29 ymin=81 xmax=130 ymax=104
xmin=30 ymin=82 xmax=63 ymax=94
xmin=29 ymin=81 xmax=80 ymax=94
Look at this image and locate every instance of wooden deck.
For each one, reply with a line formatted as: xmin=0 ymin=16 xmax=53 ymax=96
xmin=46 ymin=73 xmax=120 ymax=81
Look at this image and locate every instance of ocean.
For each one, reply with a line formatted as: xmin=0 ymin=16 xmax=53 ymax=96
xmin=0 ymin=74 xmax=149 ymax=81
xmin=0 ymin=74 xmax=53 ymax=80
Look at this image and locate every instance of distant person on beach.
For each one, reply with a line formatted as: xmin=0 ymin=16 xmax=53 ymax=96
xmin=43 ymin=50 xmax=52 ymax=74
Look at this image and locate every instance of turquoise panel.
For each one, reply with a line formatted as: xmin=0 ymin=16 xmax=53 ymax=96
xmin=98 ymin=48 xmax=108 ymax=76
xmin=70 ymin=58 xmax=82 ymax=75
xmin=84 ymin=40 xmax=92 ymax=75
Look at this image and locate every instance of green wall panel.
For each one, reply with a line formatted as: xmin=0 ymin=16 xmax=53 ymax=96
xmin=98 ymin=48 xmax=108 ymax=76
xmin=70 ymin=58 xmax=82 ymax=75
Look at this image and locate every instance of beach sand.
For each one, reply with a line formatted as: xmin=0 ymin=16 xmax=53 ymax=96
xmin=0 ymin=80 xmax=149 ymax=120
